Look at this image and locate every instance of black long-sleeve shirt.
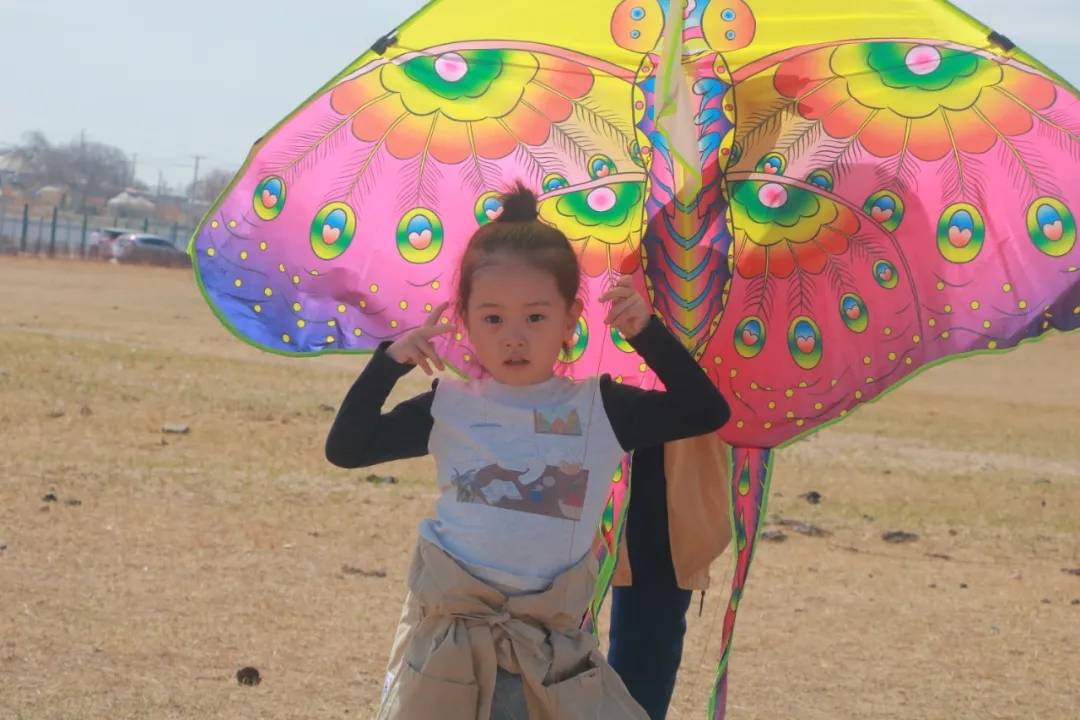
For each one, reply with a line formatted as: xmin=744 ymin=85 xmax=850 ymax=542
xmin=325 ymin=316 xmax=730 ymax=468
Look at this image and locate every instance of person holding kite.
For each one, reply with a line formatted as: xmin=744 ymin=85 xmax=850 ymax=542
xmin=609 ymin=435 xmax=732 ymax=719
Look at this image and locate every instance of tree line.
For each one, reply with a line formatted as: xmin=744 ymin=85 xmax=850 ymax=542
xmin=2 ymin=132 xmax=232 ymax=213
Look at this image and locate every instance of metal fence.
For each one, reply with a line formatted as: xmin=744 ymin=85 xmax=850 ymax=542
xmin=0 ymin=202 xmax=195 ymax=257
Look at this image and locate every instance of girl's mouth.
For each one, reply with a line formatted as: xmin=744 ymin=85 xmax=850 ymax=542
xmin=504 ymin=358 xmax=529 ymax=367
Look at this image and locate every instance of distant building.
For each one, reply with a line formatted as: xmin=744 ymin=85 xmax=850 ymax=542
xmin=106 ymin=190 xmax=156 ymax=217
xmin=35 ymin=185 xmax=70 ymax=207
xmin=0 ymin=151 xmax=33 ymax=187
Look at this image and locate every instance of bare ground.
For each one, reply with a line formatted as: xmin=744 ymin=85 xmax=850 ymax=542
xmin=0 ymin=257 xmax=1077 ymax=719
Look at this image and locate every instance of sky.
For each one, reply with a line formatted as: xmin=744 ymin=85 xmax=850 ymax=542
xmin=1 ymin=0 xmax=1077 ymax=190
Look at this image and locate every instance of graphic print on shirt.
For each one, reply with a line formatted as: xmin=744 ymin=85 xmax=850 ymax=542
xmin=534 ymin=407 xmax=583 ymax=436
xmin=450 ymin=461 xmax=590 ymax=521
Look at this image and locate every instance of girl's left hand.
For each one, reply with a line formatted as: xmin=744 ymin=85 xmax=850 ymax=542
xmin=600 ymin=275 xmax=651 ymax=340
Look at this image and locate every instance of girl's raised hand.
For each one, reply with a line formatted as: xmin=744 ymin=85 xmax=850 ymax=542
xmin=599 ymin=275 xmax=651 ymax=340
xmin=386 ymin=302 xmax=453 ymax=375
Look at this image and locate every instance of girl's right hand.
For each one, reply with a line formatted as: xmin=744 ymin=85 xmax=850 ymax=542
xmin=386 ymin=302 xmax=454 ymax=376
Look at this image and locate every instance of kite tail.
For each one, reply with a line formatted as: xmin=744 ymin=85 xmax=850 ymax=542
xmin=581 ymin=455 xmax=632 ymax=637
xmin=710 ymin=446 xmax=774 ymax=720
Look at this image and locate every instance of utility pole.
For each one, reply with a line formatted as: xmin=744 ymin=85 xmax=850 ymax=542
xmin=190 ymin=154 xmax=204 ymax=205
xmin=78 ymin=129 xmax=87 ymax=211
xmin=130 ymin=153 xmax=138 ymax=186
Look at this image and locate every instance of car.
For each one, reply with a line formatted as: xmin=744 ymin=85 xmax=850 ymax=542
xmin=111 ymin=232 xmax=189 ymax=267
xmin=87 ymin=227 xmax=135 ymax=258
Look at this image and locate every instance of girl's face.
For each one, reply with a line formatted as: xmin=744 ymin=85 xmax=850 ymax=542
xmin=463 ymin=260 xmax=583 ymax=387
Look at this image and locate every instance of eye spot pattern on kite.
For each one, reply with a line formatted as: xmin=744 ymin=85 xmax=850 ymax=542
xmin=864 ymin=190 xmax=904 ymax=232
xmin=806 ymin=169 xmax=834 ymax=191
xmin=433 ymin=52 xmax=469 ymax=83
xmin=839 ymin=293 xmax=868 ymax=332
xmin=588 ymin=154 xmax=617 ymax=180
xmin=610 ymin=326 xmax=634 ymax=353
xmin=756 ymin=152 xmax=785 ymax=175
xmin=905 ymin=44 xmax=943 ymax=75
xmin=611 ymin=0 xmax=663 ymax=52
xmin=757 ymin=182 xmax=786 ymax=208
xmin=1027 ymin=197 xmax=1076 ymax=257
xmin=734 ymin=316 xmax=766 ymax=358
xmin=701 ymin=0 xmax=756 ymax=51
xmin=310 ymin=202 xmax=356 ymax=260
xmin=475 ymin=192 xmax=503 ymax=224
xmin=873 ymin=259 xmax=899 ymax=289
xmin=253 ymin=176 xmax=286 ymax=221
xmin=937 ymin=203 xmax=985 ymax=263
xmin=787 ymin=316 xmax=822 ymax=369
xmin=396 ymin=208 xmax=444 ymax=264
xmin=588 ymin=186 xmax=618 ymax=212
xmin=543 ymin=173 xmax=569 ymax=192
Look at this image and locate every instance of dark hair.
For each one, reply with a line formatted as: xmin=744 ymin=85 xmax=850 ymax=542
xmin=455 ymin=182 xmax=581 ymax=319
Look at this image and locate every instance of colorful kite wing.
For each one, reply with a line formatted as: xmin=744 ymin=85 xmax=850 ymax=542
xmin=710 ymin=29 xmax=1080 ymax=449
xmin=189 ymin=2 xmax=657 ymax=385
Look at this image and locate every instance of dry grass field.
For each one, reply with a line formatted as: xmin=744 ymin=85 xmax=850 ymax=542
xmin=1 ymin=256 xmax=1078 ymax=719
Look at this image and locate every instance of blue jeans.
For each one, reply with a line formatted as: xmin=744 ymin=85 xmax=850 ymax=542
xmin=608 ymin=445 xmax=692 ymax=720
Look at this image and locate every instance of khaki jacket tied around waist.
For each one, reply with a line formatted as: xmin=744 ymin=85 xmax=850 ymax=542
xmin=377 ymin=538 xmax=647 ymax=720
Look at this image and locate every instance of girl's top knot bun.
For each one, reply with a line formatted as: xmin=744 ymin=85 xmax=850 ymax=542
xmin=496 ymin=182 xmax=540 ymax=223
xmin=455 ymin=179 xmax=580 ymax=320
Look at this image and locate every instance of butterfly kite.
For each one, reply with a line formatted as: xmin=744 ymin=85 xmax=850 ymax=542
xmin=189 ymin=0 xmax=1080 ymax=715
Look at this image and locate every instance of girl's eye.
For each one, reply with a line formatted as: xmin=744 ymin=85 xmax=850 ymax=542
xmin=483 ymin=314 xmax=502 ymax=325
xmin=528 ymin=313 xmax=546 ymax=323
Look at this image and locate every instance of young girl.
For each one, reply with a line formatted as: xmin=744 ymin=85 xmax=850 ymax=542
xmin=325 ymin=185 xmax=730 ymax=719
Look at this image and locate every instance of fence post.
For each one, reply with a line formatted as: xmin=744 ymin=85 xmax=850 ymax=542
xmin=48 ymin=207 xmax=58 ymax=257
xmin=80 ymin=213 xmax=89 ymax=257
xmin=20 ymin=204 xmax=29 ymax=253
xmin=35 ymin=216 xmax=45 ymax=254
xmin=142 ymin=217 xmax=149 ymax=232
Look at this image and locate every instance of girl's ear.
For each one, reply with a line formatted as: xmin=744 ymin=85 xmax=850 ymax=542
xmin=564 ymin=298 xmax=584 ymax=343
